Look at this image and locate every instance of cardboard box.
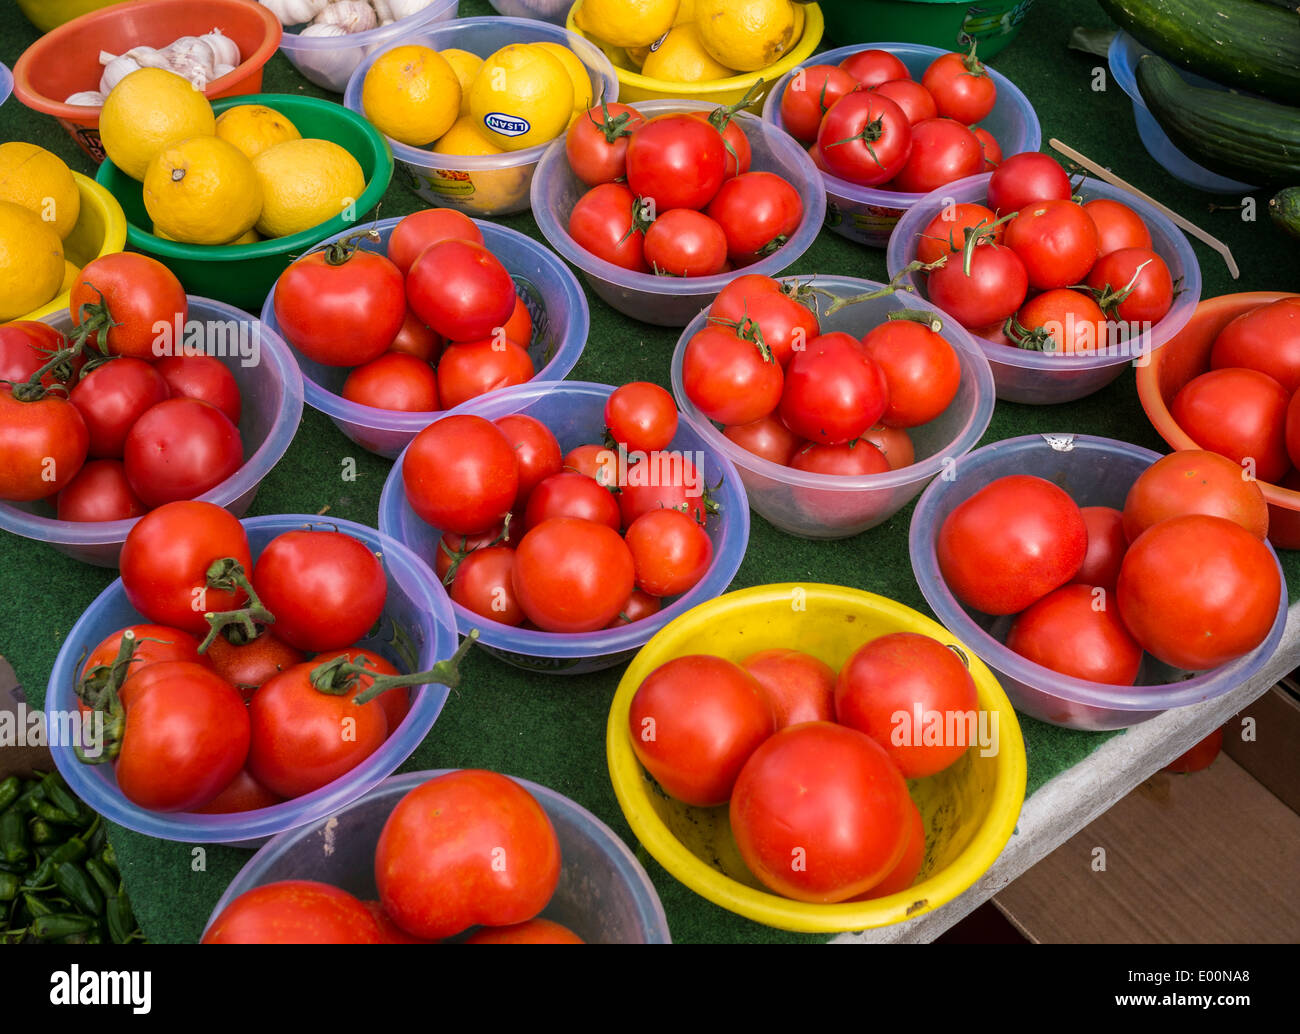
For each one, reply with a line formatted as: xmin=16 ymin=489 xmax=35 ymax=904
xmin=1222 ymin=680 xmax=1300 ymax=815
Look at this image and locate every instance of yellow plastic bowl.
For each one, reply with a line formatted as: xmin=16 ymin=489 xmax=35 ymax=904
xmin=566 ymin=1 xmax=825 ymax=106
xmin=16 ymin=0 xmax=130 ymax=33
xmin=606 ymin=582 xmax=1026 ymax=934
xmin=20 ymin=171 xmax=127 ymax=323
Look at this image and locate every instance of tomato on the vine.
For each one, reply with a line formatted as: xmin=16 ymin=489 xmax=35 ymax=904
xmin=816 ymin=91 xmax=912 ymax=187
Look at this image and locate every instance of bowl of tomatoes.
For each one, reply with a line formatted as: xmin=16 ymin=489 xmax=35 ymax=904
xmin=760 ymin=42 xmax=1040 ymax=249
xmin=45 ymin=513 xmax=460 ymax=845
xmin=377 ymin=380 xmax=750 ymax=675
xmin=258 ymin=213 xmax=589 ymax=460
xmin=669 ymin=273 xmax=995 ymax=539
xmin=1137 ymin=292 xmax=1300 ymax=551
xmin=203 ymin=768 xmax=671 ymax=943
xmin=886 ymin=170 xmax=1202 ymax=405
xmin=0 ymin=293 xmax=304 ymax=568
xmin=606 ymin=582 xmax=1026 ymax=933
xmin=531 ymin=98 xmax=825 ymax=327
xmin=909 ymin=434 xmax=1289 ymax=731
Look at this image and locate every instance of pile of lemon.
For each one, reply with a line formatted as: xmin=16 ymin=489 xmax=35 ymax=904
xmin=575 ymin=0 xmax=806 ymax=82
xmin=100 ymin=68 xmax=365 ymax=246
xmin=0 ymin=142 xmax=81 ymax=321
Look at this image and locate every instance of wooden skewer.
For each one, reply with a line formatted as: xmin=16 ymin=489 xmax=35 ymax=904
xmin=1048 ymin=138 xmax=1240 ymax=280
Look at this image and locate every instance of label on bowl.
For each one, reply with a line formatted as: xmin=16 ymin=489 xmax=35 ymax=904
xmin=483 ymin=112 xmax=531 ymax=138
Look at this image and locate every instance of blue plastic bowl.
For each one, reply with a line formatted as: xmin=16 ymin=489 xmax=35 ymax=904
xmin=203 ymin=768 xmax=672 ymax=943
xmin=760 ymin=42 xmax=1041 ymax=249
xmin=259 ymin=216 xmax=588 ymax=460
xmin=46 ymin=515 xmax=460 ymax=845
xmin=0 ymin=62 xmax=12 ymax=109
xmin=378 ymin=380 xmax=751 ymax=675
xmin=908 ymin=434 xmax=1290 ymax=731
xmin=531 ymin=98 xmax=826 ymax=327
xmin=0 ymin=296 xmax=304 ymax=568
xmin=1107 ymin=31 xmax=1255 ymax=195
xmin=671 ymin=275 xmax=996 ymax=539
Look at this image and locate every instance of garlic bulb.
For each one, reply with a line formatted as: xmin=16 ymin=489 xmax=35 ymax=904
xmin=298 ymin=22 xmax=347 ymax=37
xmin=201 ymin=28 xmax=241 ymax=68
xmin=259 ymin=0 xmax=329 ymax=26
xmin=387 ymin=0 xmax=440 ymax=20
xmin=312 ymin=0 xmax=378 ymax=33
xmin=99 ymin=53 xmax=142 ymax=94
xmin=212 ymin=63 xmax=237 ymax=80
xmin=166 ymin=36 xmax=218 ymax=80
xmin=122 ymin=46 xmax=174 ymax=69
xmin=65 ymin=90 xmax=106 ymax=106
xmin=371 ymin=0 xmax=395 ymax=23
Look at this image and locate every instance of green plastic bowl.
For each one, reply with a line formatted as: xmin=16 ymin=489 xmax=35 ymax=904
xmin=819 ymin=0 xmax=1036 ymax=59
xmin=94 ymin=94 xmax=394 ymax=311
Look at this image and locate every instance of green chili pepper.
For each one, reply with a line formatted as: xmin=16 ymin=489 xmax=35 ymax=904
xmin=106 ymin=891 xmax=136 ymax=945
xmin=0 ymin=809 xmax=29 ymax=865
xmin=31 ymin=914 xmax=96 ymax=940
xmin=0 ymin=776 xmax=20 ymax=812
xmin=23 ymin=835 xmax=88 ymax=889
xmin=101 ymin=841 xmax=118 ymax=874
xmin=0 ymin=860 xmax=23 ymax=875
xmin=84 ymin=858 xmax=118 ymax=900
xmin=28 ymin=818 xmax=58 ymax=845
xmin=8 ymin=779 xmax=46 ymax=815
xmin=53 ymin=863 xmax=103 ymax=917
xmin=0 ymin=872 xmax=18 ymax=902
xmin=39 ymin=774 xmax=82 ymax=819
xmin=22 ymin=892 xmax=53 ymax=918
xmin=32 ymin=800 xmax=79 ymax=825
xmin=86 ymin=818 xmax=107 ymax=855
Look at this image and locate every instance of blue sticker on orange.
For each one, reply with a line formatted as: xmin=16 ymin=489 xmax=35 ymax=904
xmin=484 ymin=112 xmax=531 ymax=137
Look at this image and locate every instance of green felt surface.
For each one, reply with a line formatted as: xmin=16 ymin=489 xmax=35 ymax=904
xmin=1 ymin=0 xmax=1297 ymax=945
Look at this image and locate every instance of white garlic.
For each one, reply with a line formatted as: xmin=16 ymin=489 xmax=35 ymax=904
xmin=371 ymin=0 xmax=394 ymax=20
xmin=386 ymin=0 xmax=438 ymax=20
xmin=99 ymin=53 xmax=142 ymax=94
xmin=201 ymin=28 xmax=241 ymax=68
xmin=298 ymin=22 xmax=347 ymax=37
xmin=121 ymin=46 xmax=174 ymax=69
xmin=211 ymin=62 xmax=237 ymax=80
xmin=312 ymin=0 xmax=378 ymax=33
xmin=65 ymin=90 xmax=107 ymax=106
xmin=165 ymin=36 xmax=218 ymax=81
xmin=258 ymin=0 xmax=329 ymax=26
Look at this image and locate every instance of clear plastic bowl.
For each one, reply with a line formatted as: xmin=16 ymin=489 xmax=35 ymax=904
xmin=532 ymin=99 xmax=826 ymax=327
xmin=45 ymin=515 xmax=460 ymax=845
xmin=277 ymin=0 xmax=459 ymax=93
xmin=0 ymin=61 xmax=12 ymax=109
xmin=886 ymin=172 xmax=1202 ymax=405
xmin=908 ymin=433 xmax=1290 ymax=731
xmin=257 ymin=216 xmax=588 ymax=460
xmin=488 ymin=0 xmax=571 ymax=23
xmin=377 ymin=380 xmax=751 ymax=675
xmin=760 ymin=42 xmax=1042 ymax=249
xmin=1107 ymin=31 xmax=1255 ymax=195
xmin=203 ymin=768 xmax=672 ymax=943
xmin=670 ymin=276 xmax=996 ymax=539
xmin=0 ymin=296 xmax=304 ymax=569
xmin=342 ymin=16 xmax=618 ymax=218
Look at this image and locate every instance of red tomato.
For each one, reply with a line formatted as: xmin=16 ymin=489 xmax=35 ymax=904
xmin=705 ymin=172 xmax=803 ymax=266
xmin=523 ymin=471 xmax=621 ymax=532
xmin=563 ymin=442 xmax=622 ymax=487
xmin=1010 ymin=288 xmax=1109 ymax=355
xmin=252 ymin=529 xmax=387 ymax=653
xmin=860 ymin=319 xmax=961 ymax=427
xmin=871 ymin=78 xmax=938 ymax=125
xmin=855 ymin=798 xmax=924 ymax=900
xmin=915 ymin=202 xmax=1001 ymax=265
xmin=123 ymin=398 xmax=243 ymax=508
xmin=115 ymin=660 xmax=249 ymax=811
xmin=986 ymin=152 xmax=1071 ymax=214
xmin=406 ymin=239 xmax=516 ymax=343
xmin=604 ymin=382 xmax=677 ymax=453
xmin=387 ymin=308 xmax=443 ymax=364
xmin=451 ymin=545 xmax=525 ymax=626
xmin=0 ymin=393 xmax=88 ymax=501
xmin=247 ymin=660 xmax=388 ymax=799
xmin=607 ymin=587 xmax=661 ymax=627
xmin=503 ymin=295 xmax=533 ymax=347
xmin=80 ymin=623 xmax=207 ymax=685
xmin=937 ymin=475 xmax=1088 ymax=614
xmin=511 ymin=518 xmax=635 ymax=632
xmin=1289 ymin=392 xmax=1300 ymax=471
xmin=682 ymin=325 xmax=783 ymax=426
xmin=835 ymin=632 xmax=979 ymax=778
xmin=926 ymin=241 xmax=1028 ymax=328
xmin=1085 ymin=247 xmax=1173 ymax=324
xmin=689 ymin=110 xmax=752 ymax=179
xmin=204 ymin=630 xmax=305 ymax=700
xmin=56 ymin=459 xmax=147 ymax=522
xmin=1163 ymin=728 xmax=1224 ymax=774
xmin=780 ymin=64 xmax=858 ymax=142
xmin=626 ymin=114 xmax=727 ymax=211
xmin=435 ymin=338 xmax=534 ymax=410
xmin=314 ymin=647 xmax=409 ymax=735
xmin=779 ymin=331 xmax=888 ymax=445
xmin=119 ymin=501 xmax=252 ymax=635
xmin=1209 ymin=298 xmax=1300 ymax=393
xmin=741 ymin=648 xmax=836 ymax=728
xmin=1003 ymin=200 xmax=1099 ymax=290
xmin=566 ymin=101 xmax=646 ymax=186
xmin=722 ymin=414 xmax=801 ymax=466
xmin=362 ymin=900 xmax=433 ymax=944
xmin=624 ymin=507 xmax=713 ymax=597
xmin=618 ymin=451 xmax=709 ymax=528
xmin=464 ymin=918 xmax=584 ymax=944
xmin=817 ymin=92 xmax=912 ymax=187
xmin=193 ymin=768 xmax=283 ymax=814
xmin=152 ymin=355 xmax=241 ymax=424
xmin=861 ymin=424 xmax=915 ymax=469
xmin=568 ymin=183 xmax=648 ymax=273
xmin=273 ymin=247 xmax=405 ymax=367
xmin=628 ymin=654 xmax=774 ymax=806
xmin=494 ymin=413 xmax=562 ymax=506
xmin=840 ymin=49 xmax=910 ymax=87
xmin=434 ymin=523 xmax=513 ymax=584
xmin=921 ymin=47 xmax=996 ymax=124
xmin=710 ymin=283 xmax=819 ymax=368
xmin=374 ymin=770 xmax=562 ymax=941
xmin=54 ymin=350 xmax=158 ymax=452
xmin=386 ymin=208 xmax=484 ymax=274
xmin=403 ymin=415 xmax=519 ymax=535
xmin=1007 ymin=583 xmax=1143 ymax=684
xmin=0 ymin=321 xmax=75 ymax=389
xmin=790 ymin=439 xmax=890 ymax=476
xmin=202 ymin=881 xmax=382 ymax=944
xmin=342 ymin=353 xmax=439 ymax=412
xmin=1121 ymin=450 xmax=1270 ymax=542
xmin=1072 ymin=505 xmax=1128 ymax=589
xmin=1171 ymin=368 xmax=1292 ymax=483
xmin=643 ymin=209 xmax=728 ymax=277
xmin=972 ymin=126 xmax=1002 ymax=170
xmin=1082 ymin=199 xmax=1151 ymax=257
xmin=1117 ymin=515 xmax=1280 ymax=670
xmin=729 ymin=722 xmax=911 ymax=902
xmin=70 ymin=253 xmax=187 ymax=362
xmin=889 ymin=118 xmax=984 ymax=194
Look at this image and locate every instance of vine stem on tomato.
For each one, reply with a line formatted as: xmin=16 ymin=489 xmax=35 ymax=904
xmin=811 ymin=261 xmax=943 ymax=318
xmin=196 ymin=557 xmax=277 ymax=654
xmin=1078 ymin=256 xmax=1153 ymax=317
xmin=312 ymin=628 xmax=480 ymax=707
xmin=72 ymin=631 xmax=139 ymax=765
xmin=5 ymin=287 xmax=117 ymax=403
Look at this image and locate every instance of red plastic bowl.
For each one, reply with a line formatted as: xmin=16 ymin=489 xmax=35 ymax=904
xmin=1136 ymin=290 xmax=1300 ymax=550
xmin=12 ymin=0 xmax=281 ymax=163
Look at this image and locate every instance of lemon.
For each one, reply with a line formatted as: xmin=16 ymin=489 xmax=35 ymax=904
xmin=252 ymin=138 xmax=365 ymax=239
xmin=423 ymin=114 xmax=531 ymax=213
xmin=673 ymin=0 xmax=696 ymax=24
xmin=533 ymin=42 xmax=593 ymax=116
xmin=60 ymin=260 xmax=81 ymax=294
xmin=790 ymin=0 xmax=805 ymax=44
xmin=362 ymin=45 xmax=461 ymax=147
xmin=143 ymin=136 xmax=262 ymax=246
xmin=625 ymin=44 xmax=650 ymax=68
xmin=696 ymin=0 xmax=795 ymax=72
xmin=0 ymin=143 xmax=80 ymax=241
xmin=0 ymin=201 xmax=64 ymax=321
xmin=642 ymin=23 xmax=737 ymax=81
xmin=574 ymin=0 xmax=680 ymax=49
xmin=100 ymin=68 xmax=215 ymax=182
xmin=227 ymin=227 xmax=262 ymax=244
xmin=439 ymin=48 xmax=484 ymax=115
xmin=468 ymin=44 xmax=573 ymax=152
xmin=215 ymin=104 xmax=301 ymax=161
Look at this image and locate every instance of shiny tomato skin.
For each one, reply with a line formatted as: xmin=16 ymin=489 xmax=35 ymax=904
xmin=607 ymin=587 xmax=661 ymax=628
xmin=1006 ymin=583 xmax=1143 ymax=685
xmin=740 ymin=648 xmax=836 ymax=729
xmin=704 ymin=172 xmax=803 ymax=267
xmin=729 ymin=722 xmax=912 ymax=902
xmin=387 ymin=308 xmax=443 ymax=364
xmin=1121 ymin=450 xmax=1270 ymax=542
xmin=860 ymin=319 xmax=961 ymax=427
xmin=80 ymin=623 xmax=208 ymax=684
xmin=314 ymin=647 xmax=409 ymax=735
xmin=642 ymin=209 xmax=728 ymax=277
xmin=861 ymin=424 xmax=915 ymax=470
xmin=624 ymin=507 xmax=713 ymax=597
xmin=69 ymin=357 xmax=171 ymax=459
xmin=435 ymin=338 xmax=534 ymax=410
xmin=1085 ymin=247 xmax=1173 ymax=324
xmin=202 ymin=881 xmax=383 ymax=944
xmin=1072 ymin=506 xmax=1128 ymax=590
xmin=1163 ymin=728 xmax=1224 ymax=774
xmin=618 ymin=451 xmax=709 ymax=528
xmin=374 ymin=770 xmax=562 ymax=941
xmin=682 ymin=325 xmax=783 ymax=426
xmin=817 ymin=92 xmax=911 ymax=187
xmin=1289 ymin=393 xmax=1300 ymax=471
xmin=434 ymin=524 xmax=512 ymax=584
xmin=56 ymin=459 xmax=147 ymax=522
xmin=840 ymin=49 xmax=910 ymax=87
xmin=689 ymin=111 xmax=752 ymax=179
xmin=937 ymin=474 xmax=1088 ymax=615
xmin=779 ymin=332 xmax=888 ymax=445
xmin=204 ymin=631 xmax=306 ymax=701
xmin=342 ymin=353 xmax=439 ymax=412
xmin=566 ymin=102 xmax=646 ymax=186
xmin=871 ymin=78 xmax=938 ymax=125
xmin=625 ymin=114 xmax=728 ymax=211
xmin=568 ymin=183 xmax=648 ymax=272
xmin=406 ymin=239 xmax=516 ymax=343
xmin=0 ymin=393 xmax=88 ymax=502
xmin=790 ymin=439 xmax=890 ymax=476
xmin=193 ymin=768 xmax=283 ymax=814
xmin=854 ymin=798 xmax=925 ymax=900
xmin=723 ymin=414 xmax=801 ymax=466
xmin=363 ymin=900 xmax=434 ymax=944
xmin=915 ymin=203 xmax=1000 ymax=265
xmin=780 ymin=64 xmax=858 ymax=142
xmin=122 ymin=398 xmax=243 ymax=508
xmin=451 ymin=545 xmax=525 ymax=626
xmin=628 ymin=654 xmax=775 ymax=806
xmin=604 ymin=382 xmax=677 ymax=454
xmin=926 ymin=242 xmax=1028 ymax=328
xmin=1013 ymin=288 xmax=1109 ymax=356
xmin=985 ymin=152 xmax=1071 ymax=214
xmin=387 ymin=208 xmax=483 ymax=274
xmin=713 ymin=287 xmax=819 ymax=369
xmin=0 ymin=321 xmax=75 ymax=388
xmin=403 ymin=415 xmax=519 ymax=535
xmin=511 ymin=518 xmax=635 ymax=632
xmin=152 ymin=355 xmax=241 ymax=424
xmin=921 ymin=49 xmax=997 ymax=124
xmin=494 ymin=413 xmax=562 ymax=506
xmin=889 ymin=118 xmax=984 ymax=195
xmin=972 ymin=127 xmax=1002 ymax=170
xmin=1171 ymin=368 xmax=1292 ymax=484
xmin=1082 ymin=199 xmax=1151 ymax=257
xmin=523 ymin=471 xmax=621 ymax=531
xmin=1003 ymin=200 xmax=1099 ymax=290
xmin=70 ymin=253 xmax=187 ymax=361
xmin=464 ymin=918 xmax=584 ymax=944
xmin=1209 ymin=298 xmax=1300 ymax=393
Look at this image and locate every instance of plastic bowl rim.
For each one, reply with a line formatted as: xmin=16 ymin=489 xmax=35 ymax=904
xmin=277 ymin=0 xmax=459 ymax=48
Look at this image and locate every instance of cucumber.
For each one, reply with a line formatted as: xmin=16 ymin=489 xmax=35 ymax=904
xmin=1097 ymin=0 xmax=1300 ymax=105
xmin=1136 ymin=54 xmax=1300 ymax=188
xmin=1269 ymin=188 xmax=1300 ymax=239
